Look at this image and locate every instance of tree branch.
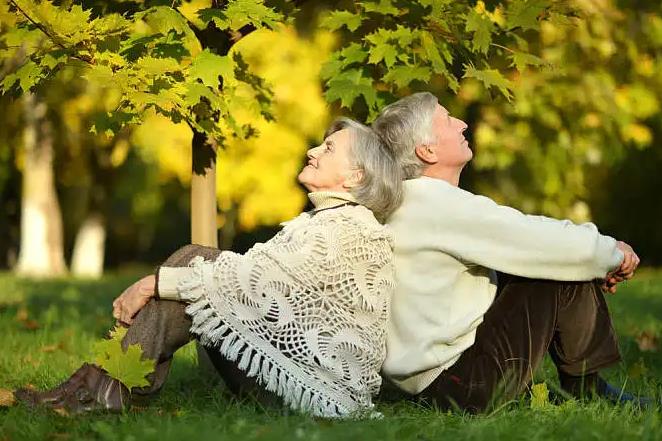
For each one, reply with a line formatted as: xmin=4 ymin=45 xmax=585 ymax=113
xmin=9 ymin=0 xmax=94 ymax=65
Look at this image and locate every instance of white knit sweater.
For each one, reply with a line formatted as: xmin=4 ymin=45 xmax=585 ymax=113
xmin=157 ymin=192 xmax=395 ymax=418
xmin=383 ymin=177 xmax=624 ymax=394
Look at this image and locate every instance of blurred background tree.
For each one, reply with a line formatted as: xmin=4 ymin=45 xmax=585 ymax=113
xmin=0 ymin=0 xmax=660 ymax=277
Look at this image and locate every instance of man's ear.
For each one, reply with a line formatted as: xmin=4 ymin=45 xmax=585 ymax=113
xmin=343 ymin=169 xmax=364 ymax=189
xmin=414 ymin=144 xmax=438 ymax=164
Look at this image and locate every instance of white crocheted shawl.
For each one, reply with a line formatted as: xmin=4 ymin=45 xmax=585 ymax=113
xmin=177 ymin=192 xmax=395 ymax=418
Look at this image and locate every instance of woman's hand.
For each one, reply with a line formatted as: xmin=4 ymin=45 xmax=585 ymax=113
xmin=112 ymin=274 xmax=156 ymax=325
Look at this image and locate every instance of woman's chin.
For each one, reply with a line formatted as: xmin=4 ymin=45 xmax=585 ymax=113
xmin=297 ymin=171 xmax=314 ymax=191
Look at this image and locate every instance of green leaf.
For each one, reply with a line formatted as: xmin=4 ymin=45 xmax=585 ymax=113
xmin=362 ymin=0 xmax=400 ymax=16
xmin=199 ymin=0 xmax=283 ymax=31
xmin=420 ymin=31 xmax=458 ymax=91
xmin=11 ymin=61 xmax=44 ymax=92
xmin=382 ymin=65 xmax=432 ymax=88
xmin=138 ymin=6 xmax=190 ymax=35
xmin=137 ymin=56 xmax=182 ymax=76
xmin=320 ymin=54 xmax=344 ymax=81
xmin=465 ymin=9 xmax=493 ymax=54
xmin=325 ymin=68 xmax=376 ymax=110
xmin=510 ymin=51 xmax=545 ymax=72
xmin=506 ymin=0 xmax=548 ymax=31
xmin=367 ymin=39 xmax=398 ymax=68
xmin=188 ymin=49 xmax=233 ymax=88
xmin=92 ymin=326 xmax=156 ymax=390
xmin=341 ymin=43 xmax=369 ymax=65
xmin=463 ymin=65 xmax=513 ymax=100
xmin=83 ymin=64 xmax=115 ymax=85
xmin=319 ymin=10 xmax=362 ymax=32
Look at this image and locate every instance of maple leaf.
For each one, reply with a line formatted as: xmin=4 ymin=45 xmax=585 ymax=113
xmin=530 ymin=382 xmax=550 ymax=409
xmin=383 ymin=65 xmax=432 ymax=89
xmin=92 ymin=326 xmax=156 ymax=390
xmin=188 ymin=49 xmax=234 ymax=89
xmin=465 ymin=8 xmax=493 ymax=54
xmin=367 ymin=40 xmax=398 ymax=68
xmin=138 ymin=6 xmax=190 ymax=35
xmin=325 ymin=68 xmax=376 ymax=110
xmin=463 ymin=65 xmax=513 ymax=100
xmin=341 ymin=43 xmax=369 ymax=65
xmin=509 ymin=51 xmax=546 ymax=72
xmin=506 ymin=0 xmax=548 ymax=31
xmin=319 ymin=10 xmax=362 ymax=32
xmin=362 ymin=0 xmax=400 ymax=16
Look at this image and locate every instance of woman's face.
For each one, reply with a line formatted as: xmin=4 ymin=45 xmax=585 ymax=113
xmin=297 ymin=128 xmax=358 ymax=192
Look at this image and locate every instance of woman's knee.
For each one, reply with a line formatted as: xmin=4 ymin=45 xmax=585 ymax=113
xmin=162 ymin=244 xmax=220 ymax=267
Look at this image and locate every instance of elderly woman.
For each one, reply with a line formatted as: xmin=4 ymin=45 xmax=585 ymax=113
xmin=16 ymin=118 xmax=403 ymax=418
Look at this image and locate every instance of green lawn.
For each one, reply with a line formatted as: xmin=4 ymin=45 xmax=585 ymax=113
xmin=1 ymin=270 xmax=661 ymax=441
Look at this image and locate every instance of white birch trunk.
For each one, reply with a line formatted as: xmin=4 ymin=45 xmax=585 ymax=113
xmin=15 ymin=94 xmax=67 ymax=277
xmin=71 ymin=213 xmax=106 ymax=278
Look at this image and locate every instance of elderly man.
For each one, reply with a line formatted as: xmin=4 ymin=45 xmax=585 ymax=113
xmin=373 ymin=92 xmax=650 ymax=412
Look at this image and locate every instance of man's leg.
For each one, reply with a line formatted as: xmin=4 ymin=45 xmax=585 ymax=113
xmin=417 ymin=277 xmax=621 ymax=413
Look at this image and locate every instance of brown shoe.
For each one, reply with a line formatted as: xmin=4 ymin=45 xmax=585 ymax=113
xmin=15 ymin=363 xmax=129 ymax=414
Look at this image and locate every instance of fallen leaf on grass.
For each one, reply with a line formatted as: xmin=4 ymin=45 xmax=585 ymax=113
xmin=53 ymin=407 xmax=69 ymax=417
xmin=635 ymin=331 xmax=659 ymax=352
xmin=15 ymin=306 xmax=40 ymax=330
xmin=15 ymin=306 xmax=28 ymax=322
xmin=0 ymin=389 xmax=15 ymax=407
xmin=530 ymin=382 xmax=550 ymax=409
xmin=40 ymin=342 xmax=67 ymax=353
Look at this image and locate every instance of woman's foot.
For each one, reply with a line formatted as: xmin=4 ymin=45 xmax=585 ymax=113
xmin=14 ymin=363 xmax=129 ymax=414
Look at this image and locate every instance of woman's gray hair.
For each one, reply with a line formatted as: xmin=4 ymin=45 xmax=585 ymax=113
xmin=372 ymin=92 xmax=438 ymax=179
xmin=324 ymin=117 xmax=403 ymax=222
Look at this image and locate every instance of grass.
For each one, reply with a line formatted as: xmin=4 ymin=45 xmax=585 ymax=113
xmin=1 ymin=269 xmax=661 ymax=441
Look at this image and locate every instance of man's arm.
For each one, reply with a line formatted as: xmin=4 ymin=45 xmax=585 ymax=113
xmin=399 ymin=184 xmax=625 ymax=281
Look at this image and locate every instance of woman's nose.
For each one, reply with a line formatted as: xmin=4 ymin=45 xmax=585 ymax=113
xmin=307 ymin=145 xmax=322 ymax=159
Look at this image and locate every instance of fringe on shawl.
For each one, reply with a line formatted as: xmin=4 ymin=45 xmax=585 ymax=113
xmin=177 ymin=259 xmax=376 ymax=419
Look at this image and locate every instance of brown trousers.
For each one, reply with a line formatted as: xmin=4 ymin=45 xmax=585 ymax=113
xmin=413 ymin=275 xmax=622 ymax=413
xmin=119 ymin=245 xmax=267 ymax=401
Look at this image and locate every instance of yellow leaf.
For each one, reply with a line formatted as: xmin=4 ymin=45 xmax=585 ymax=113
xmin=530 ymin=382 xmax=550 ymax=409
xmin=0 ymin=388 xmax=15 ymax=407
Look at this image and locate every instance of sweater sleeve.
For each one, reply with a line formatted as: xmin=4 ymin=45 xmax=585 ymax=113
xmin=403 ymin=183 xmax=623 ymax=281
xmin=155 ymin=266 xmax=195 ymax=301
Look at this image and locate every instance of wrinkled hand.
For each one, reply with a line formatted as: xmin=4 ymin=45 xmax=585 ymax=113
xmin=112 ymin=274 xmax=156 ymax=325
xmin=601 ymin=241 xmax=640 ymax=294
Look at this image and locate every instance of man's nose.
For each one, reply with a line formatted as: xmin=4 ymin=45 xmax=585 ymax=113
xmin=454 ymin=117 xmax=468 ymax=132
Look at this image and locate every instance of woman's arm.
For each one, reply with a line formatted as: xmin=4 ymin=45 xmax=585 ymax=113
xmin=111 ymin=274 xmax=156 ymax=325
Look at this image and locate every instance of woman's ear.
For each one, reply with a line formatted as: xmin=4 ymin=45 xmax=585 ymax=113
xmin=343 ymin=169 xmax=364 ymax=189
xmin=415 ymin=144 xmax=438 ymax=164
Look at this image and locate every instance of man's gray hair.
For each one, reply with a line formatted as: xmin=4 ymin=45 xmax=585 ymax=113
xmin=372 ymin=92 xmax=438 ymax=179
xmin=325 ymin=117 xmax=403 ymax=222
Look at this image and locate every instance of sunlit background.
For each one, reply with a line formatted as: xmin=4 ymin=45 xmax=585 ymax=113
xmin=0 ymin=0 xmax=660 ymax=279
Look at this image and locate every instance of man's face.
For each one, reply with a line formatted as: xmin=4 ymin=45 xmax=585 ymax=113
xmin=429 ymin=103 xmax=472 ymax=167
xmin=297 ymin=128 xmax=356 ymax=192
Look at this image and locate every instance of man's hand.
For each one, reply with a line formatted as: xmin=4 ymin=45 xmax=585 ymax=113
xmin=601 ymin=241 xmax=640 ymax=294
xmin=112 ymin=274 xmax=156 ymax=325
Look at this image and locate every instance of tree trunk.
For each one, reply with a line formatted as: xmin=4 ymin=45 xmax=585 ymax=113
xmin=191 ymin=130 xmax=218 ymax=372
xmin=15 ymin=93 xmax=67 ymax=277
xmin=71 ymin=212 xmax=106 ymax=278
xmin=191 ymin=130 xmax=218 ymax=248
